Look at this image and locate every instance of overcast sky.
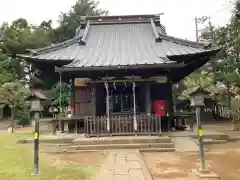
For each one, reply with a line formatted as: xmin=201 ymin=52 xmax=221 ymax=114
xmin=0 ymin=0 xmax=234 ymax=40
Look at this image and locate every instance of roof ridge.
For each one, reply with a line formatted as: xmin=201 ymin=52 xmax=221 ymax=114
xmin=150 ymin=18 xmax=162 ymax=42
xmin=27 ymin=22 xmax=90 ymax=56
xmin=86 ymin=14 xmax=164 ymax=20
xmin=79 ymin=20 xmax=91 ymax=45
xmin=27 ymin=37 xmax=81 ymax=56
xmin=158 ymin=33 xmax=212 ymax=49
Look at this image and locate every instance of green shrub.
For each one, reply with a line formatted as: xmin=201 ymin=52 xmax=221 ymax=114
xmin=15 ymin=106 xmax=30 ymax=126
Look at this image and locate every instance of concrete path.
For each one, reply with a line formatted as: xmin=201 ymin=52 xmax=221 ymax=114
xmin=171 ymin=137 xmax=199 ymax=152
xmin=96 ymin=150 xmax=152 ymax=180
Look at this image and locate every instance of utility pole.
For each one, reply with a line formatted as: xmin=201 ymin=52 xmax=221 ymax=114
xmin=194 ymin=16 xmax=210 ymax=42
xmin=194 ymin=17 xmax=200 ymax=42
xmin=194 ymin=16 xmax=219 ymax=120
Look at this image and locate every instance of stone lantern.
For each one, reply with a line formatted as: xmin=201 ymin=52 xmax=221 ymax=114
xmin=26 ymin=91 xmax=47 ymax=176
xmin=189 ymin=87 xmax=208 ymax=107
xmin=26 ymin=91 xmax=47 ymax=130
xmin=188 ymin=87 xmax=209 ymax=173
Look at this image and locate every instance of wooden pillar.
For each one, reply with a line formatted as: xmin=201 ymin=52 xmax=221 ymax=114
xmin=71 ymin=76 xmax=78 ymax=134
xmin=64 ymin=121 xmax=69 ymax=133
xmin=104 ymin=82 xmax=110 ymax=131
xmin=132 ymin=81 xmax=137 ymax=131
xmin=92 ymin=84 xmax=96 ymax=116
xmin=75 ymin=120 xmax=78 ymax=134
xmin=61 ymin=120 xmax=64 ymax=133
xmin=71 ymin=75 xmax=75 ymax=116
xmin=52 ymin=120 xmax=57 ymax=135
xmin=167 ymin=80 xmax=174 ymax=131
xmin=145 ymin=83 xmax=151 ymax=115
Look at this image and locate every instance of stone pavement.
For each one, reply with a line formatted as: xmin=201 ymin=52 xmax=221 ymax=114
xmin=96 ymin=150 xmax=152 ymax=180
xmin=171 ymin=137 xmax=199 ymax=152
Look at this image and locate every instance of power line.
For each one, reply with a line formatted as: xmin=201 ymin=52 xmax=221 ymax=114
xmin=208 ymin=0 xmax=234 ymax=18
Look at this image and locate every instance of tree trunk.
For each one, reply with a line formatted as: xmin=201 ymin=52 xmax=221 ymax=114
xmin=214 ymin=98 xmax=220 ymax=121
xmin=0 ymin=107 xmax=3 ymax=119
xmin=11 ymin=107 xmax=15 ymax=133
xmin=227 ymin=82 xmax=231 ymax=108
xmin=226 ymin=83 xmax=237 ymax=130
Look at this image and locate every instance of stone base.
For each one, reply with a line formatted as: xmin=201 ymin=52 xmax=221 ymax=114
xmin=192 ymin=169 xmax=220 ymax=178
xmin=7 ymin=127 xmax=13 ymax=133
xmin=31 ymin=172 xmax=41 ymax=176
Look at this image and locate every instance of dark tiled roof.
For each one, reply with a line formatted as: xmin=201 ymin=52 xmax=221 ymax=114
xmin=19 ymin=14 xmax=217 ymax=70
xmin=186 ymin=87 xmax=210 ymax=96
xmin=28 ymin=90 xmax=48 ymax=100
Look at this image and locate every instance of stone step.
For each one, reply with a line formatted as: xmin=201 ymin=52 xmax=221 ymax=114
xmin=228 ymin=136 xmax=240 ymax=142
xmin=191 ymin=134 xmax=229 ymax=141
xmin=203 ymin=139 xmax=228 ymax=145
xmin=17 ymin=138 xmax=74 ymax=144
xmin=43 ymin=149 xmax=105 ymax=154
xmin=42 ymin=143 xmax=73 ymax=147
xmin=139 ymin=148 xmax=175 ymax=152
xmin=73 ymin=136 xmax=171 ymax=145
xmin=66 ymin=142 xmax=174 ymax=151
xmin=195 ymin=139 xmax=228 ymax=145
xmin=171 ymin=137 xmax=199 ymax=152
xmin=44 ymin=147 xmax=175 ymax=154
xmin=44 ymin=148 xmax=176 ymax=154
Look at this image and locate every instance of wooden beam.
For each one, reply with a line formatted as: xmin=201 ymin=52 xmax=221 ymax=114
xmin=124 ymin=76 xmax=142 ymax=79
xmin=101 ymin=77 xmax=115 ymax=80
xmin=89 ymin=77 xmax=167 ymax=83
xmin=104 ymin=81 xmax=110 ymax=132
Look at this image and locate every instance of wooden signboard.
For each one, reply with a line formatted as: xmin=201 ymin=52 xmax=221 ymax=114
xmin=74 ymin=78 xmax=91 ymax=87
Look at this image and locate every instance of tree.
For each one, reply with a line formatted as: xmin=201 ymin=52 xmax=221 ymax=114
xmin=197 ymin=0 xmax=240 ymax=100
xmin=0 ymin=51 xmax=13 ymax=85
xmin=0 ymin=81 xmax=30 ymax=132
xmin=52 ymin=82 xmax=71 ymax=113
xmin=0 ymin=18 xmax=54 ymax=84
xmin=52 ymin=0 xmax=108 ymax=42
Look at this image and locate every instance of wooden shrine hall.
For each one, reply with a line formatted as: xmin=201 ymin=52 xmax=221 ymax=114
xmin=20 ymin=14 xmax=220 ymax=137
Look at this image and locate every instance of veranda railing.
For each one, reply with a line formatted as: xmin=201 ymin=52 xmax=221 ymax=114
xmin=84 ymin=115 xmax=162 ymax=137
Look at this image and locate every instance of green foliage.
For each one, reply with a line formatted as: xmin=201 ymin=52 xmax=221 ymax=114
xmin=52 ymin=82 xmax=71 ymax=109
xmin=52 ymin=0 xmax=108 ymax=42
xmin=15 ymin=105 xmax=30 ymax=126
xmin=0 ymin=19 xmax=53 ymax=82
xmin=0 ymin=81 xmax=30 ymax=108
xmin=0 ymin=81 xmax=30 ymax=126
xmin=1 ymin=18 xmax=53 ymax=55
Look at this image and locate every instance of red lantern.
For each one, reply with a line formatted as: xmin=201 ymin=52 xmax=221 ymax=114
xmin=154 ymin=100 xmax=166 ymax=116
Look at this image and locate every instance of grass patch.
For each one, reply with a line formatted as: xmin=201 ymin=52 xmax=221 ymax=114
xmin=0 ymin=130 xmax=93 ymax=180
